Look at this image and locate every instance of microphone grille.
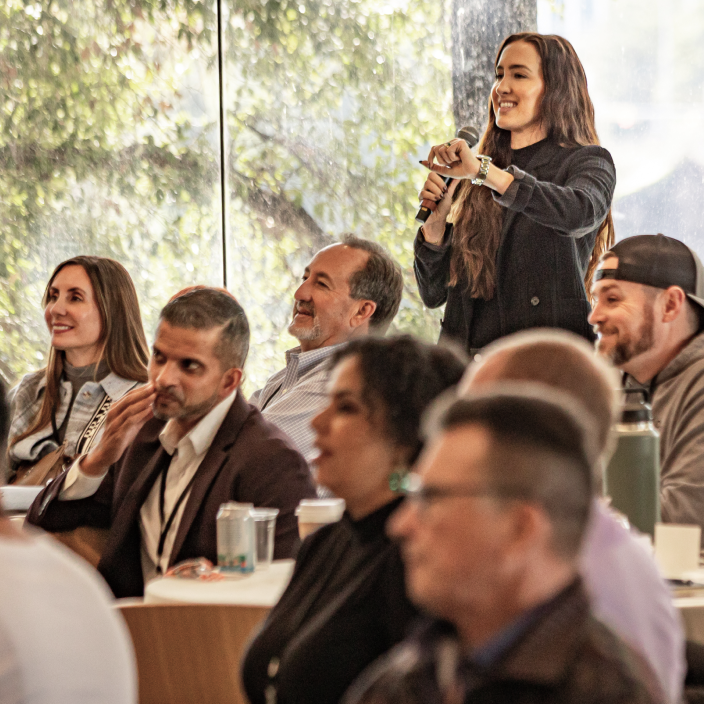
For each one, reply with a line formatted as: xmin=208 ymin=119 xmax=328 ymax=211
xmin=456 ymin=125 xmax=480 ymax=147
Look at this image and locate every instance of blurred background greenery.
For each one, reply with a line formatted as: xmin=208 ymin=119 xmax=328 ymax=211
xmin=2 ymin=0 xmax=703 ymax=394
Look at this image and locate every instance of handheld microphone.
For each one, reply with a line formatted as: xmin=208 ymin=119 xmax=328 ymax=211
xmin=415 ymin=125 xmax=480 ymax=224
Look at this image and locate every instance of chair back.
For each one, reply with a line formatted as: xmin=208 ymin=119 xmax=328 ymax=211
xmin=116 ymin=602 xmax=269 ymax=704
xmin=54 ymin=526 xmax=109 ymax=567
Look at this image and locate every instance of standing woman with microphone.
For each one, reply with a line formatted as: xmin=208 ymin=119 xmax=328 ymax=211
xmin=415 ymin=32 xmax=616 ymax=355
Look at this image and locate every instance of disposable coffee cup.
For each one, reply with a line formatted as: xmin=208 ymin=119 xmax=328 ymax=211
xmin=654 ymin=523 xmax=701 ymax=579
xmin=295 ymin=499 xmax=346 ymax=539
xmin=250 ymin=508 xmax=279 ymax=569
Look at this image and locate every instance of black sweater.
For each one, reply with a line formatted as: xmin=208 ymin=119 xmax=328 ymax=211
xmin=414 ymin=139 xmax=616 ymax=352
xmin=241 ymin=498 xmax=417 ymax=704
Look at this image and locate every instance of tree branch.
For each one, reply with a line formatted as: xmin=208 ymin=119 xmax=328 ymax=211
xmin=0 ymin=141 xmax=216 ymax=185
xmin=230 ymin=168 xmax=332 ymax=249
xmin=242 ymin=120 xmax=344 ymax=188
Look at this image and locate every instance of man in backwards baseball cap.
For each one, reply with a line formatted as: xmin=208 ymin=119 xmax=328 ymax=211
xmin=589 ymin=234 xmax=704 ymax=543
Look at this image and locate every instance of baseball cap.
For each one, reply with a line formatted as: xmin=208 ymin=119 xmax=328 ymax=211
xmin=594 ymin=234 xmax=704 ymax=311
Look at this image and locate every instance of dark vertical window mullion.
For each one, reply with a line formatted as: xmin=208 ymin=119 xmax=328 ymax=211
xmin=217 ymin=0 xmax=228 ymax=288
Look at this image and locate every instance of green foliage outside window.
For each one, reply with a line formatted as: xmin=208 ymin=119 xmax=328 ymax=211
xmin=1 ymin=0 xmax=454 ymax=393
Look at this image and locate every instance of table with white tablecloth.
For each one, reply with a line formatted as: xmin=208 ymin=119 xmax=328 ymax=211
xmin=121 ymin=563 xmax=296 ymax=704
xmin=144 ymin=559 xmax=295 ymax=607
xmin=676 ymin=595 xmax=704 ymax=643
xmin=140 ymin=560 xmax=704 ymax=646
xmin=672 ymin=569 xmax=704 ymax=644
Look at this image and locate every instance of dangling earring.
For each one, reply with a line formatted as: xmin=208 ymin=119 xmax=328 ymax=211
xmin=389 ymin=467 xmax=410 ymax=493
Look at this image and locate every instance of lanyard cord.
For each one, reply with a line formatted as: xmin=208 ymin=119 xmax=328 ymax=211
xmin=50 ymin=411 xmax=61 ymax=444
xmin=156 ymin=452 xmax=199 ymax=573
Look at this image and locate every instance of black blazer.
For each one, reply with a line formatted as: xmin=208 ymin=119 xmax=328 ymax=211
xmin=414 ymin=140 xmax=616 ymax=350
xmin=242 ymin=498 xmax=418 ymax=704
xmin=26 ymin=391 xmax=317 ymax=597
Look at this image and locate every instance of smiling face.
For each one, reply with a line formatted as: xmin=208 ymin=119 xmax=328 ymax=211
xmin=148 ymin=321 xmax=241 ymax=434
xmin=311 ymin=355 xmax=401 ymax=518
xmin=491 ymin=40 xmax=547 ymax=148
xmin=44 ymin=264 xmax=104 ymax=367
xmin=288 ymin=244 xmax=373 ymax=352
xmin=589 ymin=257 xmax=658 ymax=374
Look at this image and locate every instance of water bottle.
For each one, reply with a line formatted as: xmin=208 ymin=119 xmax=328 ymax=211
xmin=604 ymin=389 xmax=660 ymax=538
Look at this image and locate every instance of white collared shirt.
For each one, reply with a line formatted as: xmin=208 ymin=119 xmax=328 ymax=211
xmin=61 ymin=392 xmax=237 ymax=581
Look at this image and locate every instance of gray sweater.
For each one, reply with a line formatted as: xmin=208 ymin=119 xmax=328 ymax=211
xmin=647 ymin=332 xmax=704 ymax=540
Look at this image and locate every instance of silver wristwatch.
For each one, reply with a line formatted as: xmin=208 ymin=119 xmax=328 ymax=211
xmin=471 ymin=155 xmax=492 ymax=186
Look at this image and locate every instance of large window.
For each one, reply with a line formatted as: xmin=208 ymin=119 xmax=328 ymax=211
xmin=3 ymin=0 xmax=704 ymax=393
xmin=539 ymin=0 xmax=704 ymax=250
xmin=1 ymin=0 xmax=451 ymax=393
xmin=221 ymin=0 xmax=451 ymax=387
xmin=1 ymin=0 xmax=223 ymax=383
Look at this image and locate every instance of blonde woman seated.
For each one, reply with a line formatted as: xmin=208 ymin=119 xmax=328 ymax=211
xmin=7 ymin=256 xmax=148 ymax=482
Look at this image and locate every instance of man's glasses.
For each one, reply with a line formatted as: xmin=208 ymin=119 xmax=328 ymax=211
xmin=402 ymin=472 xmax=522 ymax=510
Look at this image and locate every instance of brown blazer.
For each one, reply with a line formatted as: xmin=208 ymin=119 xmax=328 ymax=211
xmin=27 ymin=392 xmax=317 ymax=597
xmin=343 ymin=579 xmax=665 ymax=704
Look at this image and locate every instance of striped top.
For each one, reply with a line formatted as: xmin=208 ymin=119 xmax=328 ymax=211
xmin=7 ymin=368 xmax=139 ymax=472
xmin=251 ymin=344 xmax=345 ymax=497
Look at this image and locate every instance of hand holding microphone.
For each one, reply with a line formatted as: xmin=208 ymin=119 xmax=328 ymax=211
xmin=415 ymin=126 xmax=479 ymax=224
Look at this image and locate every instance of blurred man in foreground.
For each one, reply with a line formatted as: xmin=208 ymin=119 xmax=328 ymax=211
xmin=459 ymin=329 xmax=684 ymax=703
xmin=590 ymin=234 xmax=704 ymax=541
xmin=345 ymin=390 xmax=664 ymax=704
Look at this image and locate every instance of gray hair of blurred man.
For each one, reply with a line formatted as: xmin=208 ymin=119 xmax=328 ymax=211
xmin=459 ymin=329 xmax=623 ymax=472
xmin=423 ymin=383 xmax=595 ymax=560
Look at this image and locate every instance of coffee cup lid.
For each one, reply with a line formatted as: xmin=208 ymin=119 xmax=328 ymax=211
xmin=295 ymin=498 xmax=346 ymax=523
xmin=251 ymin=507 xmax=279 ymax=520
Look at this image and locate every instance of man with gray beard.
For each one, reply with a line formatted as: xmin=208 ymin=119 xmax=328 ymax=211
xmin=251 ymin=235 xmax=403 ymax=476
xmin=589 ymin=234 xmax=704 ymax=544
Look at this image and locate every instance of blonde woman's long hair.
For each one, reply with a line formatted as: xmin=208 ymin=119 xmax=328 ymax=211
xmin=449 ymin=32 xmax=614 ymax=300
xmin=11 ymin=256 xmax=149 ymax=446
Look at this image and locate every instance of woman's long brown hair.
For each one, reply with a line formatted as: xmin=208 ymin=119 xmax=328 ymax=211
xmin=449 ymin=32 xmax=614 ymax=299
xmin=11 ymin=256 xmax=149 ymax=447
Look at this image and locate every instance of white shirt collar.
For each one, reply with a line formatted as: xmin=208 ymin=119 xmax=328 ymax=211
xmin=159 ymin=391 xmax=237 ymax=458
